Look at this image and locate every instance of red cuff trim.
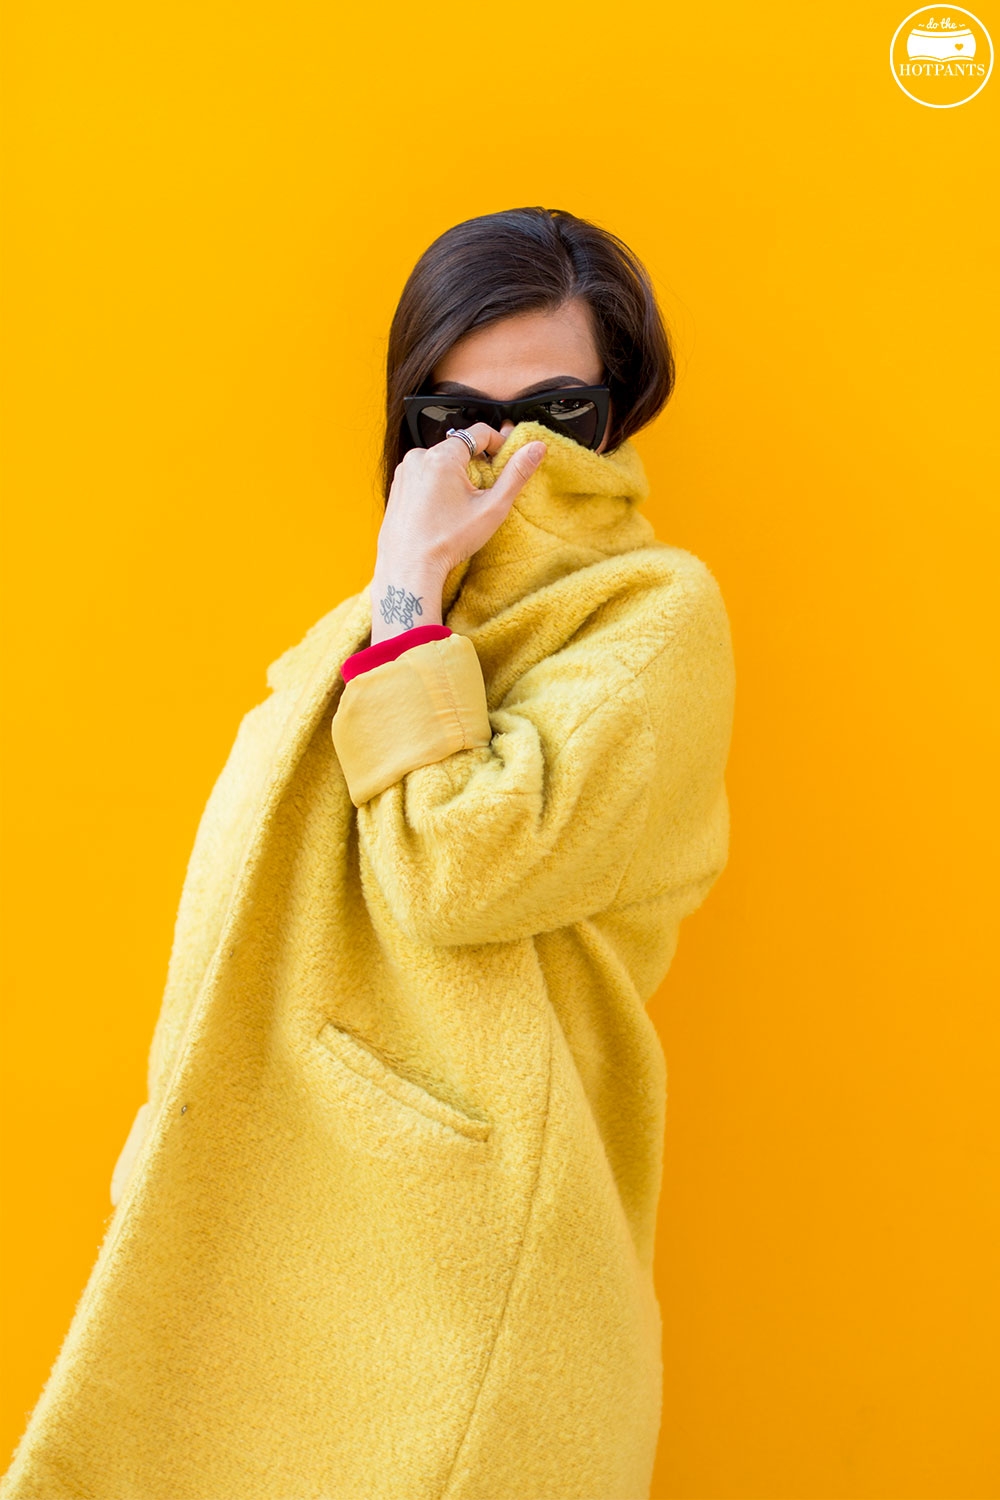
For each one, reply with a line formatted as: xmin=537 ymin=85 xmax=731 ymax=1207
xmin=341 ymin=624 xmax=453 ymax=683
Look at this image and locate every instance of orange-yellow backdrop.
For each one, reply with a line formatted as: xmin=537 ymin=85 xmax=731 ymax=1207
xmin=1 ymin=3 xmax=998 ymax=1496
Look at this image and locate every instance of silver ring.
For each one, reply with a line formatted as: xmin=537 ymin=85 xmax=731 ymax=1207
xmin=446 ymin=427 xmax=477 ymax=457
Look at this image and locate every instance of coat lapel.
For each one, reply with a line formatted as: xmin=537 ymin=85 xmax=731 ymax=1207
xmin=146 ymin=587 xmax=373 ymax=1122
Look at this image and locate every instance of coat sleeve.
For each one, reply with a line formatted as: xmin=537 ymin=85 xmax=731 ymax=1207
xmin=331 ymin=621 xmax=661 ymax=947
xmin=332 ymin=559 xmax=735 ymax=949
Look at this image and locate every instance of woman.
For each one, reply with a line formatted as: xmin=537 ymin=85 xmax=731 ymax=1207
xmin=0 ymin=208 xmax=735 ymax=1500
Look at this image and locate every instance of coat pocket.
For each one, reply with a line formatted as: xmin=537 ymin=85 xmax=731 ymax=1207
xmin=316 ymin=1020 xmax=491 ymax=1143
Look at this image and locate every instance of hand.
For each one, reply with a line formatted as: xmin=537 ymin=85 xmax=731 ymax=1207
xmin=378 ymin=424 xmax=548 ymax=582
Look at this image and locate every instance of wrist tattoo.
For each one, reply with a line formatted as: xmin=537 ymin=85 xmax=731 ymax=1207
xmin=378 ymin=584 xmax=424 ymax=630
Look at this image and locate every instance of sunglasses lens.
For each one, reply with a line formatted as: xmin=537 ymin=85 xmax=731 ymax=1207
xmin=522 ymin=397 xmax=601 ymax=448
xmin=416 ymin=403 xmax=492 ymax=448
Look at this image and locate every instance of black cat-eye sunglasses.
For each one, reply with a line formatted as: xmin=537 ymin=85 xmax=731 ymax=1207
xmin=403 ymin=385 xmax=611 ymax=453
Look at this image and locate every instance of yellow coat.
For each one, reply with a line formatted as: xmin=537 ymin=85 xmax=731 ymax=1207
xmin=0 ymin=423 xmax=735 ymax=1500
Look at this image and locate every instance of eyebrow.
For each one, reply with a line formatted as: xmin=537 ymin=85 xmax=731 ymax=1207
xmin=429 ymin=375 xmax=591 ymax=399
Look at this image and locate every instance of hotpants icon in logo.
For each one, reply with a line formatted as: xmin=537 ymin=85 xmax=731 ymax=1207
xmin=907 ymin=21 xmax=976 ymax=59
xmin=890 ymin=8 xmax=993 ymax=106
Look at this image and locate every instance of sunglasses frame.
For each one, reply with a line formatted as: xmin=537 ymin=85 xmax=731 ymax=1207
xmin=402 ymin=385 xmax=611 ymax=453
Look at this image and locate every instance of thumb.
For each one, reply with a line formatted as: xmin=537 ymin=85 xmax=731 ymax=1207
xmin=487 ymin=440 xmax=547 ymax=512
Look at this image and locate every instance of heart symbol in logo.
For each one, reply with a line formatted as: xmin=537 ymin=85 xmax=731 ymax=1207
xmin=955 ymin=42 xmax=964 ymax=48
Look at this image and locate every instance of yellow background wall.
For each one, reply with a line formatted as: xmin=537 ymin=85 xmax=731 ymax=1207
xmin=1 ymin=3 xmax=997 ymax=1495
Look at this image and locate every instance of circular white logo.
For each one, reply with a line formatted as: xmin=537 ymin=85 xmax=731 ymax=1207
xmin=890 ymin=7 xmax=994 ymax=106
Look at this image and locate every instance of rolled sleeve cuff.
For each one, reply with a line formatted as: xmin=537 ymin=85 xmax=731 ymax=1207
xmin=331 ymin=633 xmax=493 ymax=807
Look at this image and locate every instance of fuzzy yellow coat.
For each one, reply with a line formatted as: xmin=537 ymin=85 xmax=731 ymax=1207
xmin=0 ymin=423 xmax=735 ymax=1500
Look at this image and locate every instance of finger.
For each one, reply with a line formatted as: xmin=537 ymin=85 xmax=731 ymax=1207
xmin=485 ymin=440 xmax=547 ymax=508
xmin=475 ymin=423 xmax=508 ymax=457
xmin=437 ymin=421 xmax=503 ymax=461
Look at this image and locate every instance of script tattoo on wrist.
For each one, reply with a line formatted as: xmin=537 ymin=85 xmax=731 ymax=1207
xmin=378 ymin=583 xmax=424 ymax=630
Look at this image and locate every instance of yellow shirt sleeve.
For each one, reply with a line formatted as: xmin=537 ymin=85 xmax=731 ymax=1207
xmin=331 ymin=632 xmax=493 ymax=808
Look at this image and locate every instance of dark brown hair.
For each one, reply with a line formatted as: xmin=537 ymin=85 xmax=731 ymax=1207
xmin=379 ymin=207 xmax=675 ymax=506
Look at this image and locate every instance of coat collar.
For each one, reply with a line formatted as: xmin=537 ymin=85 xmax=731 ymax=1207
xmin=440 ymin=420 xmax=656 ymax=630
xmin=264 ymin=421 xmax=658 ymax=700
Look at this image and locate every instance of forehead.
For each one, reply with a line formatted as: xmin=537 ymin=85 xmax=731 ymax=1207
xmin=432 ymin=300 xmax=602 ymax=399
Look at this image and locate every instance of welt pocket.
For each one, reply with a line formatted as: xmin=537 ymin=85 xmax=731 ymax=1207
xmin=316 ymin=1020 xmax=491 ymax=1143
